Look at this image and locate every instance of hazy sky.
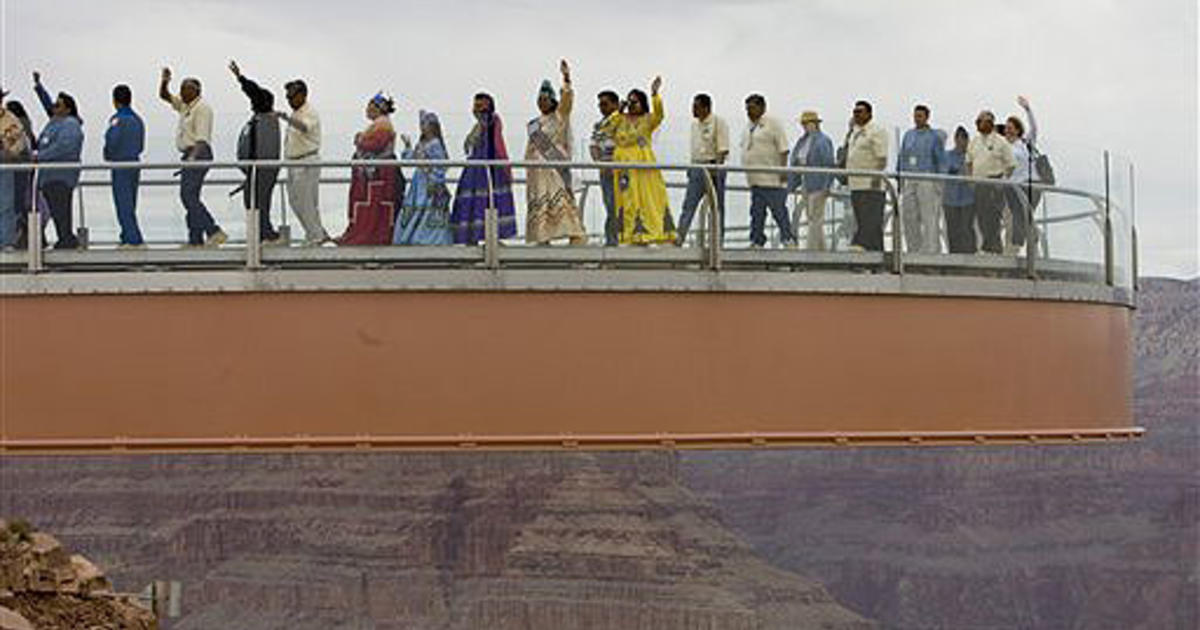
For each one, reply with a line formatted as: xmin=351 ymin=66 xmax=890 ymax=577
xmin=1 ymin=0 xmax=1196 ymax=276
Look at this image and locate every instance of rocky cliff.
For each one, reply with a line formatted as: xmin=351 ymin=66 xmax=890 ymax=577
xmin=1 ymin=452 xmax=873 ymax=629
xmin=0 ymin=520 xmax=156 ymax=630
xmin=683 ymin=278 xmax=1198 ymax=629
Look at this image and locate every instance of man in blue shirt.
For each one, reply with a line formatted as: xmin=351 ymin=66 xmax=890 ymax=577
xmin=104 ymin=84 xmax=146 ymax=248
xmin=33 ymin=71 xmax=83 ymax=250
xmin=943 ymin=126 xmax=976 ymax=253
xmin=788 ymin=111 xmax=836 ymax=250
xmin=898 ymin=104 xmax=947 ymax=254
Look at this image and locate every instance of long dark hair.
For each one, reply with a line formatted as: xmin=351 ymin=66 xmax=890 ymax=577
xmin=58 ymin=92 xmax=81 ymax=123
xmin=474 ymin=92 xmax=496 ymax=115
xmin=6 ymin=101 xmax=36 ymax=145
xmin=626 ymin=89 xmax=649 ymax=115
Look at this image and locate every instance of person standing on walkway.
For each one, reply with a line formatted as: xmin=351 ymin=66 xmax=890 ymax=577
xmin=32 ymin=71 xmax=83 ymax=250
xmin=595 ymin=77 xmax=676 ymax=245
xmin=159 ymin=67 xmax=226 ymax=247
xmin=393 ymin=110 xmax=453 ymax=245
xmin=788 ymin=110 xmax=836 ymax=250
xmin=450 ymin=92 xmax=518 ymax=244
xmin=589 ymin=90 xmax=620 ymax=245
xmin=278 ymin=78 xmax=330 ymax=246
xmin=965 ymin=109 xmax=1016 ymax=254
xmin=229 ymin=61 xmax=282 ymax=244
xmin=0 ymin=87 xmax=29 ymax=248
xmin=943 ymin=126 xmax=977 ymax=253
xmin=525 ymin=59 xmax=586 ymax=245
xmin=675 ymin=93 xmax=730 ymax=246
xmin=5 ymin=100 xmax=37 ymax=249
xmin=844 ymin=100 xmax=889 ymax=251
xmin=103 ymin=84 xmax=146 ymax=249
xmin=741 ymin=94 xmax=795 ymax=248
xmin=898 ymin=104 xmax=947 ymax=253
xmin=338 ymin=92 xmax=399 ymax=246
xmin=1003 ymin=95 xmax=1042 ymax=254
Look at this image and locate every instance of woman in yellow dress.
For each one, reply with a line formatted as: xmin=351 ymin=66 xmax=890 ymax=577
xmin=597 ymin=76 xmax=676 ymax=245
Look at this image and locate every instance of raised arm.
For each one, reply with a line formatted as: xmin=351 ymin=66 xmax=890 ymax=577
xmin=32 ymin=72 xmax=54 ymax=118
xmin=1018 ymin=96 xmax=1038 ymax=146
xmin=648 ymin=76 xmax=664 ymax=132
xmin=558 ymin=60 xmax=573 ymax=119
xmin=158 ymin=67 xmax=175 ymax=106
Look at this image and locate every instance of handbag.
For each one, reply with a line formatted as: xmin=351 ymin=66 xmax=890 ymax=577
xmin=1027 ymin=140 xmax=1055 ymax=185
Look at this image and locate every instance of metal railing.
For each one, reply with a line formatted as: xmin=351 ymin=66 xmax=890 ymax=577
xmin=0 ymin=158 xmax=1134 ymax=289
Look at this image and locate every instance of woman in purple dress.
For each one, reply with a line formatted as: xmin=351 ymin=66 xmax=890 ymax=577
xmin=449 ymin=93 xmax=516 ymax=244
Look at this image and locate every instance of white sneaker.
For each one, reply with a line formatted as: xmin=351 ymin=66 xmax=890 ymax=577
xmin=205 ymin=230 xmax=228 ymax=248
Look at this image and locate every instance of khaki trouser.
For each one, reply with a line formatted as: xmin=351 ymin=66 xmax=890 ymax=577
xmin=286 ymin=154 xmax=329 ymax=243
xmin=791 ymin=190 xmax=830 ymax=251
xmin=901 ymin=179 xmax=943 ymax=254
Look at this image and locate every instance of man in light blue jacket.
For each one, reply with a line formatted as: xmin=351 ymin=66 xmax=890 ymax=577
xmin=788 ymin=110 xmax=835 ymax=250
xmin=898 ymin=104 xmax=947 ymax=254
xmin=33 ymin=71 xmax=83 ymax=249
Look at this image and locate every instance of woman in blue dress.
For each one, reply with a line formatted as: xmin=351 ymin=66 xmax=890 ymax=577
xmin=393 ymin=111 xmax=452 ymax=245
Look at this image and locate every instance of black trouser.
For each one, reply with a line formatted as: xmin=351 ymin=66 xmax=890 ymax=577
xmin=41 ymin=181 xmax=79 ymax=249
xmin=944 ymin=203 xmax=977 ymax=253
xmin=242 ymin=166 xmax=280 ymax=241
xmin=12 ymin=168 xmax=32 ymax=247
xmin=975 ymin=184 xmax=1005 ymax=254
xmin=1004 ymin=185 xmax=1042 ymax=247
xmin=850 ymin=189 xmax=886 ymax=251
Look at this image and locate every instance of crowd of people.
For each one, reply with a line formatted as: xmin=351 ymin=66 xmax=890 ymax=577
xmin=0 ymin=60 xmax=1048 ymax=254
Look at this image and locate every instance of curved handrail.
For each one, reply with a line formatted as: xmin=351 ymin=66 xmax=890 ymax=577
xmin=2 ymin=158 xmax=1130 ymax=289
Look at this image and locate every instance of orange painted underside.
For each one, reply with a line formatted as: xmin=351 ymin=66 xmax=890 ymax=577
xmin=0 ymin=292 xmax=1134 ymax=447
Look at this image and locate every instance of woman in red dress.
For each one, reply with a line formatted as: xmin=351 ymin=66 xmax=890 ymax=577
xmin=337 ymin=92 xmax=397 ymax=245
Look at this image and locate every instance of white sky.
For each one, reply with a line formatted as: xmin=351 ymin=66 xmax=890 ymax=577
xmin=1 ymin=0 xmax=1196 ymax=276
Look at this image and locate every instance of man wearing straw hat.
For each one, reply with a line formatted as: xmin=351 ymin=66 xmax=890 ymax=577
xmin=788 ymin=110 xmax=835 ymax=250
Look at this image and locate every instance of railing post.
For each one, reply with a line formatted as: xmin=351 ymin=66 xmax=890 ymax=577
xmin=1023 ymin=184 xmax=1038 ymax=280
xmin=1103 ymin=151 xmax=1114 ymax=287
xmin=1129 ymin=163 xmax=1139 ymax=292
xmin=703 ymin=168 xmax=721 ymax=271
xmin=277 ymin=168 xmax=291 ymax=244
xmin=27 ymin=166 xmax=43 ymax=273
xmin=484 ymin=162 xmax=499 ymax=270
xmin=75 ymin=179 xmax=89 ymax=250
xmin=247 ymin=165 xmax=262 ymax=269
xmin=883 ymin=177 xmax=903 ymax=274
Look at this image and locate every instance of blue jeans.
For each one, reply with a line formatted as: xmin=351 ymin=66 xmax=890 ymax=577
xmin=181 ymin=143 xmax=219 ymax=245
xmin=112 ymin=168 xmax=144 ymax=245
xmin=749 ymin=187 xmax=795 ymax=246
xmin=600 ymin=168 xmax=618 ymax=246
xmin=0 ymin=170 xmax=14 ymax=247
xmin=676 ymin=168 xmax=726 ymax=244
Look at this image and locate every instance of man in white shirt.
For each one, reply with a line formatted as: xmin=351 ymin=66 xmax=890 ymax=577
xmin=741 ymin=94 xmax=796 ymax=248
xmin=279 ymin=79 xmax=330 ymax=246
xmin=675 ymin=93 xmax=729 ymax=246
xmin=844 ymin=100 xmax=889 ymax=251
xmin=965 ymin=109 xmax=1016 ymax=254
xmin=158 ymin=67 xmax=226 ymax=247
